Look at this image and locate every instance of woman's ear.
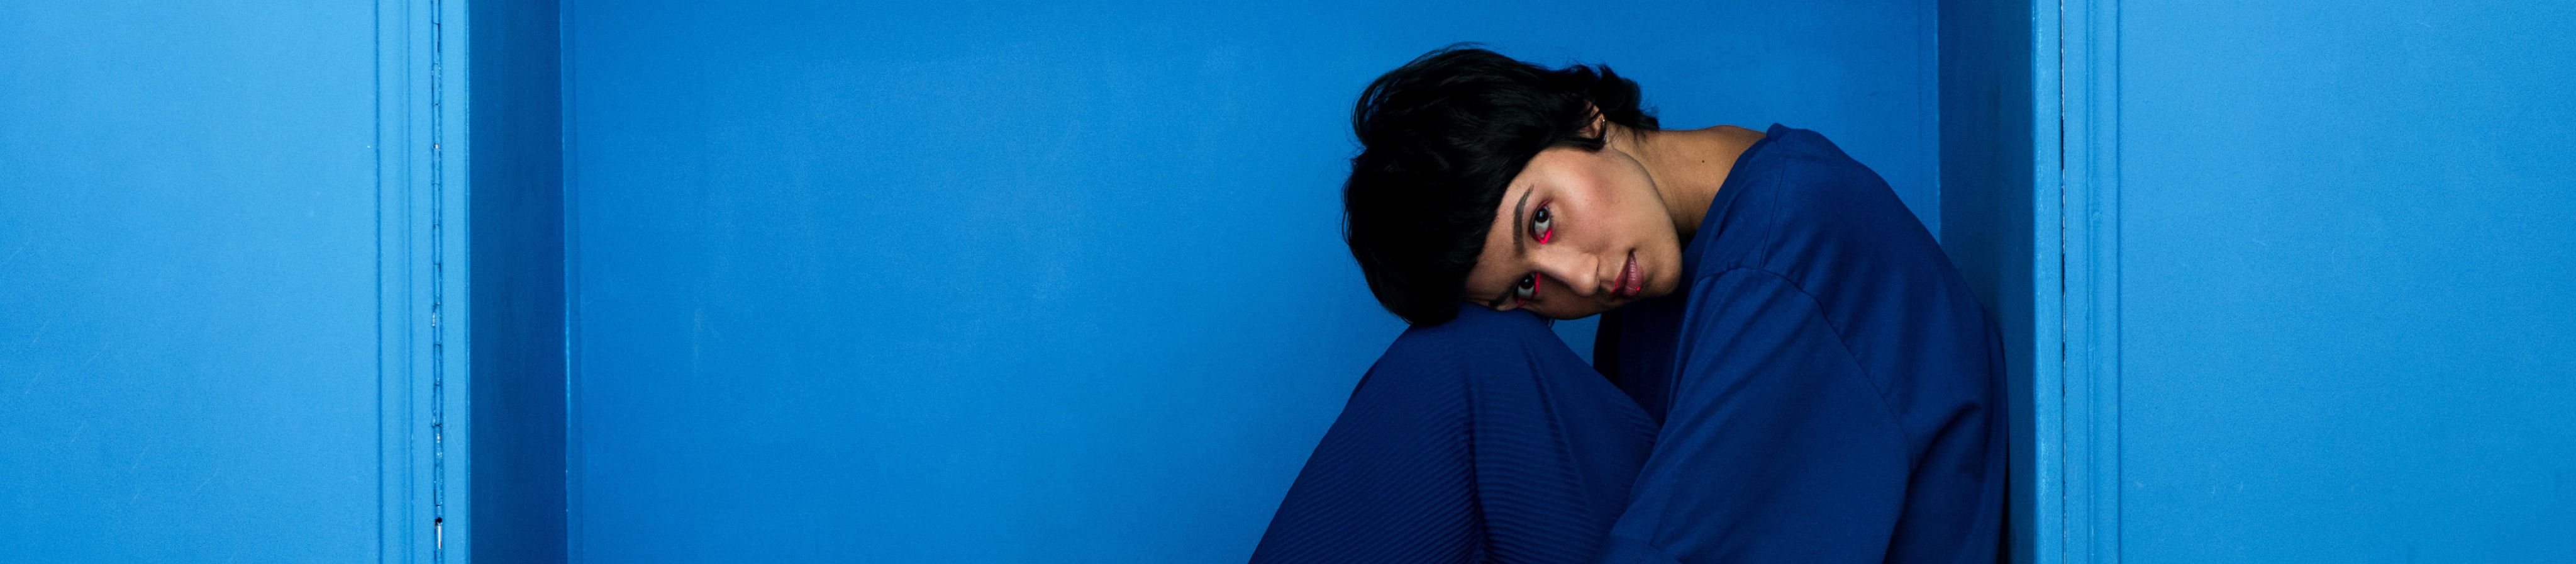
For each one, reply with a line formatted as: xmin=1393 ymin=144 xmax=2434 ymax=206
xmin=1584 ymin=104 xmax=1607 ymax=138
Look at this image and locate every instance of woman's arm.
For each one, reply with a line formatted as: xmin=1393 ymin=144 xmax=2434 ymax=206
xmin=1599 ymin=269 xmax=1911 ymax=563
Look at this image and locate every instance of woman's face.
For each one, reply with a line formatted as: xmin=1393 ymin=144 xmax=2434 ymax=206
xmin=1462 ymin=132 xmax=1689 ymax=320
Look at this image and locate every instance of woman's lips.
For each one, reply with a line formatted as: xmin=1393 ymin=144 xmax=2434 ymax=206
xmin=1618 ymin=252 xmax=1642 ymax=298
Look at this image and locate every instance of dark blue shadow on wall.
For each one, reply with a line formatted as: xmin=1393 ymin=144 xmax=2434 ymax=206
xmin=470 ymin=0 xmax=567 ymax=561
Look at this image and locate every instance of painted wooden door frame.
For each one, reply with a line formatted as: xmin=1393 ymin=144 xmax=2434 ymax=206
xmin=377 ymin=0 xmax=473 ymax=561
xmin=365 ymin=0 xmax=2119 ymax=561
xmin=2036 ymin=0 xmax=2121 ymax=561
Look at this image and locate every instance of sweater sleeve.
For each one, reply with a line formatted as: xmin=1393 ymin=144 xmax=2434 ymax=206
xmin=1255 ymin=307 xmax=1656 ymax=564
xmin=1597 ymin=268 xmax=1910 ymax=563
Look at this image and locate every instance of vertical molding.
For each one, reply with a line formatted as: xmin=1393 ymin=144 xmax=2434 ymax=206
xmin=2053 ymin=0 xmax=2122 ymax=561
xmin=2025 ymin=0 xmax=2071 ymax=559
xmin=376 ymin=1 xmax=423 ymax=560
xmin=438 ymin=0 xmax=475 ymax=560
xmin=380 ymin=0 xmax=471 ymax=561
xmin=2029 ymin=0 xmax=2068 ymax=561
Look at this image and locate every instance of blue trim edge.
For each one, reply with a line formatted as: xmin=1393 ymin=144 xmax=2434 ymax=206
xmin=379 ymin=0 xmax=470 ymax=561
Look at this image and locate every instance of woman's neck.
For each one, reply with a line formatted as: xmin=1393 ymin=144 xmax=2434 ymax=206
xmin=1621 ymin=125 xmax=1765 ymax=239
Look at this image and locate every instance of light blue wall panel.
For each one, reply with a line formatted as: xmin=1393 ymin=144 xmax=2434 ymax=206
xmin=563 ymin=0 xmax=1938 ymax=561
xmin=2086 ymin=0 xmax=2576 ymax=560
xmin=0 ymin=3 xmax=406 ymax=561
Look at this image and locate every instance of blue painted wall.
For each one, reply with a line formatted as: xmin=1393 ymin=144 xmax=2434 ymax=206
xmin=2082 ymin=0 xmax=2576 ymax=560
xmin=8 ymin=1 xmax=2565 ymax=562
xmin=1935 ymin=0 xmax=2040 ymax=561
xmin=562 ymin=0 xmax=1938 ymax=560
xmin=467 ymin=0 xmax=567 ymax=561
xmin=1 ymin=3 xmax=399 ymax=561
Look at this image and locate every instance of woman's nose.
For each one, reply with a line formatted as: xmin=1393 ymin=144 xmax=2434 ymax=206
xmin=1547 ymin=255 xmax=1602 ymax=298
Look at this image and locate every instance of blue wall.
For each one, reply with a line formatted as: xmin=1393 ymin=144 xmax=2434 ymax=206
xmin=0 ymin=2 xmax=423 ymax=561
xmin=467 ymin=0 xmax=568 ymax=560
xmin=2071 ymin=0 xmax=2576 ymax=560
xmin=1935 ymin=0 xmax=2040 ymax=560
xmin=561 ymin=0 xmax=1938 ymax=560
xmin=11 ymin=1 xmax=2563 ymax=562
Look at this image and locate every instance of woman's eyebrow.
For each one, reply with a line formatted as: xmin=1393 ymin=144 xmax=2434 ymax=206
xmin=1509 ymin=186 xmax=1534 ymax=258
xmin=1480 ymin=273 xmax=1519 ymax=310
xmin=1480 ymin=185 xmax=1539 ymax=310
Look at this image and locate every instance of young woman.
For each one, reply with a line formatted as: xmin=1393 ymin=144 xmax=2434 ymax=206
xmin=1253 ymin=47 xmax=2004 ymax=563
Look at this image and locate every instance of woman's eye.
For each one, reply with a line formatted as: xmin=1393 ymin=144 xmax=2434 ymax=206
xmin=1514 ymin=273 xmax=1540 ymax=301
xmin=1531 ymin=206 xmax=1554 ymax=244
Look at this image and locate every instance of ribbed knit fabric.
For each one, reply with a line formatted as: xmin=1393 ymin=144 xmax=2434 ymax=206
xmin=1250 ymin=307 xmax=1657 ymax=563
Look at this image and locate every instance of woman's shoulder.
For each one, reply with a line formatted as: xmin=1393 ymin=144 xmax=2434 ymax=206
xmin=1688 ymin=125 xmax=1943 ymax=289
xmin=1733 ymin=125 xmax=1883 ymax=195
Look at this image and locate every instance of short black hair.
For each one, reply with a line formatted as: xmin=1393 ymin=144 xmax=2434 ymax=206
xmin=1341 ymin=45 xmax=1660 ymax=325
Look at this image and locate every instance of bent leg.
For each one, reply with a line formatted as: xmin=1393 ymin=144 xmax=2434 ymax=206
xmin=1253 ymin=308 xmax=1655 ymax=563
